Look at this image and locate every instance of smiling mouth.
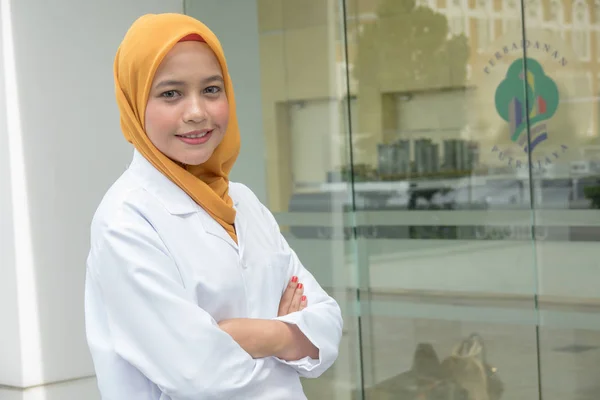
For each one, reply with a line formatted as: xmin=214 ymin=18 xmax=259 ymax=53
xmin=176 ymin=130 xmax=212 ymax=138
xmin=175 ymin=129 xmax=214 ymax=145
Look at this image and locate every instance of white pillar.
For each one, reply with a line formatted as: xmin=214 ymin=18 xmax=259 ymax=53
xmin=0 ymin=1 xmax=183 ymax=399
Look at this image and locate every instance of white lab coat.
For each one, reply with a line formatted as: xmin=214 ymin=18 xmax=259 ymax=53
xmin=84 ymin=150 xmax=343 ymax=400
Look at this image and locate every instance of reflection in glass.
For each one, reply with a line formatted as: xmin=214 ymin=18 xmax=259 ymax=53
xmin=250 ymin=0 xmax=600 ymax=398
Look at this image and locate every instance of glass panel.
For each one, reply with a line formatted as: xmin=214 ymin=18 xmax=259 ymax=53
xmin=254 ymin=0 xmax=363 ymax=398
xmin=523 ymin=0 xmax=600 ymax=399
xmin=346 ymin=0 xmax=542 ymax=398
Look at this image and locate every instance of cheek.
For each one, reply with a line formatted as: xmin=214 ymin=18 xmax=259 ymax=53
xmin=145 ymin=102 xmax=176 ymax=139
xmin=209 ymin=99 xmax=229 ymax=128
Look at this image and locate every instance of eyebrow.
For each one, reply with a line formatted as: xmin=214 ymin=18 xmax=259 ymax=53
xmin=154 ymin=75 xmax=224 ymax=89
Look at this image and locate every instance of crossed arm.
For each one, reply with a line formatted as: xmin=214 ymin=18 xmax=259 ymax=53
xmin=217 ymin=276 xmax=319 ymax=361
xmin=216 ymin=198 xmax=343 ymax=371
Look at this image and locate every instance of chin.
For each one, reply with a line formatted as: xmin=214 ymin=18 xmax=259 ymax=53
xmin=180 ymin=150 xmax=214 ymax=166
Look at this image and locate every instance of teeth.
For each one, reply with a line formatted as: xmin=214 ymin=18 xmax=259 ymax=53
xmin=181 ymin=132 xmax=208 ymax=138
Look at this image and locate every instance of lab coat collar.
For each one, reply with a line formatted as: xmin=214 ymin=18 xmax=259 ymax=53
xmin=128 ymin=150 xmax=199 ymax=215
xmin=128 ymin=150 xmax=242 ymax=250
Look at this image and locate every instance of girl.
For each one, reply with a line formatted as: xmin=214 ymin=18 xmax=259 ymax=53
xmin=84 ymin=13 xmax=343 ymax=400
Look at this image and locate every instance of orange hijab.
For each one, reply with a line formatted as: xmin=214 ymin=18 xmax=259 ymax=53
xmin=114 ymin=13 xmax=240 ymax=242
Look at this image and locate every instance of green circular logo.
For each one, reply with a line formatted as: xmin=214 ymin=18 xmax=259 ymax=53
xmin=494 ymin=58 xmax=559 ymax=153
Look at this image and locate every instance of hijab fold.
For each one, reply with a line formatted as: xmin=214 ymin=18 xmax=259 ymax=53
xmin=114 ymin=13 xmax=240 ymax=243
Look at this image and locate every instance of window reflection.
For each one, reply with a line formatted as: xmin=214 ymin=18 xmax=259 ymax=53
xmin=548 ymin=0 xmax=561 ymax=23
xmin=503 ymin=0 xmax=522 ymax=36
xmin=525 ymin=0 xmax=542 ymax=25
xmin=573 ymin=0 xmax=591 ymax=60
xmin=257 ymin=0 xmax=600 ymax=224
xmin=253 ymin=0 xmax=600 ymax=398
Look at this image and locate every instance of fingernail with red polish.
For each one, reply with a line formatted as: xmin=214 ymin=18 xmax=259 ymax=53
xmin=298 ymin=283 xmax=303 ymax=289
xmin=301 ymin=295 xmax=307 ymax=302
xmin=291 ymin=276 xmax=298 ymax=283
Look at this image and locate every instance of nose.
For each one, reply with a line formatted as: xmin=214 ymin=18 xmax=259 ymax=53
xmin=182 ymin=94 xmax=207 ymax=123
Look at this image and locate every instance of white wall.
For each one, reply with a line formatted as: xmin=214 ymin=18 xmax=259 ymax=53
xmin=0 ymin=0 xmax=183 ymax=398
xmin=0 ymin=0 xmax=22 ymax=385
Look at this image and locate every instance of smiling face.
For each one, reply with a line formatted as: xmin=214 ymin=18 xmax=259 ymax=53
xmin=144 ymin=41 xmax=229 ymax=166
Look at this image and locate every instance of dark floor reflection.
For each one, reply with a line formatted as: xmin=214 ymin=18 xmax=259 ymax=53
xmin=301 ymin=314 xmax=600 ymax=400
xmin=361 ymin=334 xmax=503 ymax=400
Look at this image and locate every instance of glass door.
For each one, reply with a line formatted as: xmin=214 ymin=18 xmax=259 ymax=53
xmin=342 ymin=0 xmax=543 ymax=398
xmin=523 ymin=1 xmax=600 ymax=399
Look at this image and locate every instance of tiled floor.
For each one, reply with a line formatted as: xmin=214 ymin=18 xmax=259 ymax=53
xmin=301 ymin=314 xmax=600 ymax=400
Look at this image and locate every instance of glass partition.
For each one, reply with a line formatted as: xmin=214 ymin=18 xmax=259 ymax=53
xmin=523 ymin=1 xmax=600 ymax=399
xmin=256 ymin=1 xmax=366 ymax=397
xmin=345 ymin=0 xmax=541 ymax=398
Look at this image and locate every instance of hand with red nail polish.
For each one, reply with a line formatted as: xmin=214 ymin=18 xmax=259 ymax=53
xmin=218 ymin=276 xmax=315 ymax=361
xmin=278 ymin=276 xmax=307 ymax=317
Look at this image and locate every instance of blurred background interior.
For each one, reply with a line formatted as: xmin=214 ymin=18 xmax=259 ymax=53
xmin=1 ymin=0 xmax=599 ymax=399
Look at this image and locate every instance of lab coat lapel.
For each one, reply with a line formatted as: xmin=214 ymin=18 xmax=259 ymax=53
xmin=197 ymin=210 xmax=239 ymax=251
xmin=129 ymin=150 xmax=240 ymax=251
xmin=198 ymin=197 xmax=247 ymax=253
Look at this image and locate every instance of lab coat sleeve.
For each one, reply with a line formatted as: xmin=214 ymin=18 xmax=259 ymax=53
xmin=260 ymin=205 xmax=344 ymax=378
xmin=88 ymin=204 xmax=270 ymax=400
